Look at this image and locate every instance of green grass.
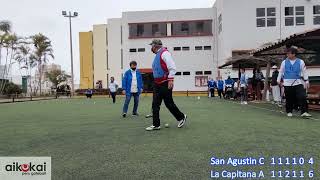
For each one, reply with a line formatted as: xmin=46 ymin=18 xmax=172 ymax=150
xmin=0 ymin=97 xmax=319 ymax=180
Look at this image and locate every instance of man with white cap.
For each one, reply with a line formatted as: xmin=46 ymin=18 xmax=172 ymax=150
xmin=271 ymin=65 xmax=282 ymax=107
xmin=277 ymin=47 xmax=312 ymax=117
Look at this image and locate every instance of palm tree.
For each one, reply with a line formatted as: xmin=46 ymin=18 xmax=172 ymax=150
xmin=14 ymin=42 xmax=36 ymax=94
xmin=31 ymin=33 xmax=54 ymax=95
xmin=0 ymin=21 xmax=11 ymax=33
xmin=0 ymin=20 xmax=11 ymax=65
xmin=0 ymin=33 xmax=20 ymax=94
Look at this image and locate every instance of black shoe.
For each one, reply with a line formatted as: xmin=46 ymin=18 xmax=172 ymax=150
xmin=122 ymin=113 xmax=126 ymax=118
xmin=132 ymin=113 xmax=139 ymax=116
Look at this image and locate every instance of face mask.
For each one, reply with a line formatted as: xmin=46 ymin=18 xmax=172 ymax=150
xmin=131 ymin=67 xmax=136 ymax=71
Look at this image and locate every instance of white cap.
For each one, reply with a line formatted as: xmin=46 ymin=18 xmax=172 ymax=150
xmin=272 ymin=65 xmax=278 ymax=69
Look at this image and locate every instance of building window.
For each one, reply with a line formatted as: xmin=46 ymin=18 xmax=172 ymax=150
xmin=285 ymin=6 xmax=305 ymax=26
xmin=314 ymin=5 xmax=320 ymax=25
xmin=152 ymin=24 xmax=159 ymax=36
xmin=267 ymin=8 xmax=276 ymax=27
xmin=218 ymin=14 xmax=222 ymax=33
xmin=296 ymin=16 xmax=305 ymax=26
xmin=204 ymin=46 xmax=212 ymax=50
xmin=195 ymin=71 xmax=203 ymax=75
xmin=181 ymin=22 xmax=189 ymax=33
xmin=256 ymin=8 xmax=276 ymax=27
xmin=285 ymin=17 xmax=294 ymax=26
xmin=183 ymin=72 xmax=190 ymax=75
xmin=267 ymin=7 xmax=276 ymax=16
xmin=295 ymin=6 xmax=305 ymax=25
xmin=256 ymin=8 xmax=265 ymax=17
xmin=267 ymin=18 xmax=276 ymax=27
xmin=285 ymin=7 xmax=294 ymax=16
xmin=196 ymin=22 xmax=204 ymax=33
xmin=129 ymin=48 xmax=137 ymax=52
xmin=174 ymin=47 xmax=181 ymax=51
xmin=137 ymin=24 xmax=144 ymax=37
xmin=285 ymin=7 xmax=294 ymax=26
xmin=182 ymin=47 xmax=190 ymax=51
xmin=175 ymin=72 xmax=182 ymax=76
xmin=195 ymin=46 xmax=203 ymax=50
xmin=195 ymin=76 xmax=208 ymax=87
xmin=257 ymin=18 xmax=266 ymax=27
xmin=256 ymin=8 xmax=265 ymax=27
xmin=204 ymin=71 xmax=212 ymax=75
xmin=172 ymin=20 xmax=212 ymax=36
xmin=129 ymin=23 xmax=167 ymax=38
xmin=138 ymin=48 xmax=145 ymax=52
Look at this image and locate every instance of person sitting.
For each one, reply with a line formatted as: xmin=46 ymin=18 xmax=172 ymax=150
xmin=225 ymin=76 xmax=235 ymax=99
xmin=85 ymin=89 xmax=93 ymax=98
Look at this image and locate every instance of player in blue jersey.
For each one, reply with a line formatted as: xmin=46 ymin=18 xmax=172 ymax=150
xmin=277 ymin=47 xmax=312 ymax=118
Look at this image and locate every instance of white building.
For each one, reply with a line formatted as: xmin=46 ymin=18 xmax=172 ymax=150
xmin=92 ymin=8 xmax=215 ymax=91
xmin=80 ymin=0 xmax=320 ymax=91
xmin=118 ymin=8 xmax=214 ymax=91
xmin=213 ymin=0 xmax=320 ymax=78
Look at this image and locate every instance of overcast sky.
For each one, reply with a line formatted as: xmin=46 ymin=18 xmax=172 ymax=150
xmin=0 ymin=0 xmax=215 ymax=84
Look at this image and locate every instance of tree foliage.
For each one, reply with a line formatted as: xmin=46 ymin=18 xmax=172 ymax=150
xmin=46 ymin=69 xmax=70 ymax=89
xmin=3 ymin=82 xmax=22 ymax=96
xmin=0 ymin=20 xmax=55 ymax=96
xmin=31 ymin=33 xmax=54 ymax=94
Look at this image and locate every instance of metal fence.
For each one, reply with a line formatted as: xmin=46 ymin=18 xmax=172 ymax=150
xmin=0 ymin=93 xmax=69 ymax=104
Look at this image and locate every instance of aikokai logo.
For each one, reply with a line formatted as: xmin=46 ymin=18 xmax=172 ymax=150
xmin=0 ymin=157 xmax=51 ymax=180
xmin=5 ymin=162 xmax=47 ymax=176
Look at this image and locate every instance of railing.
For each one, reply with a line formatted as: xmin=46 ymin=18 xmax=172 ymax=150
xmin=0 ymin=93 xmax=71 ymax=104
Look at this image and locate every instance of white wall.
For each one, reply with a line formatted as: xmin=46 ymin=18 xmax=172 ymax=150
xmin=214 ymin=0 xmax=320 ymax=79
xmin=120 ymin=8 xmax=215 ymax=91
xmin=107 ymin=18 xmax=123 ymax=88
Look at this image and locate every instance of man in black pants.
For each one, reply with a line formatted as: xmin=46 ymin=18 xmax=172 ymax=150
xmin=277 ymin=47 xmax=312 ymax=118
xmin=109 ymin=77 xmax=118 ymax=103
xmin=146 ymin=39 xmax=187 ymax=131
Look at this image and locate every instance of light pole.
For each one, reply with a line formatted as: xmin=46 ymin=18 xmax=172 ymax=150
xmin=62 ymin=11 xmax=78 ymax=96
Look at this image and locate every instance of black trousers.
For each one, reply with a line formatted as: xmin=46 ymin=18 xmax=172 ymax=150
xmin=284 ymin=84 xmax=308 ymax=114
xmin=218 ymin=89 xmax=224 ymax=99
xmin=209 ymin=88 xmax=215 ymax=97
xmin=86 ymin=94 xmax=92 ymax=98
xmin=110 ymin=92 xmax=116 ymax=103
xmin=152 ymin=82 xmax=185 ymax=127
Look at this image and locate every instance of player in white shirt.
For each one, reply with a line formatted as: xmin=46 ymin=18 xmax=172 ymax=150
xmin=109 ymin=77 xmax=118 ymax=104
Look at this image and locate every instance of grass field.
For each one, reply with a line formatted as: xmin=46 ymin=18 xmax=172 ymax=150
xmin=0 ymin=97 xmax=319 ymax=180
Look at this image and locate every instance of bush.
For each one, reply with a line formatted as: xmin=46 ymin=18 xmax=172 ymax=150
xmin=3 ymin=82 xmax=22 ymax=96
